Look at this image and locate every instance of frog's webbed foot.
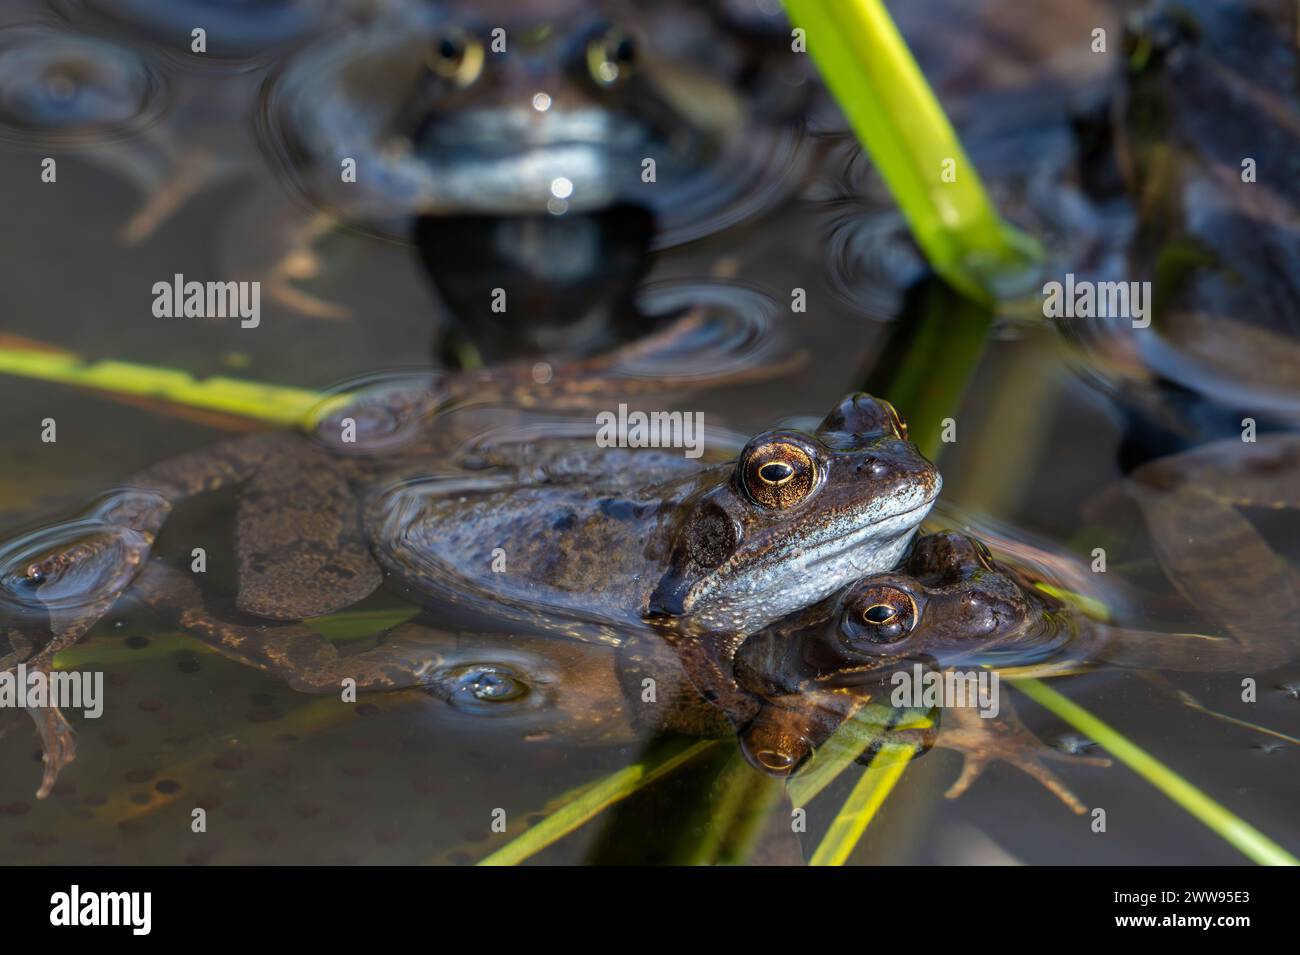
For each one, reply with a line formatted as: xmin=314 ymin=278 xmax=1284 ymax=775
xmin=29 ymin=687 xmax=76 ymax=800
xmin=938 ymin=702 xmax=1110 ymax=814
xmin=251 ymin=211 xmax=351 ymax=321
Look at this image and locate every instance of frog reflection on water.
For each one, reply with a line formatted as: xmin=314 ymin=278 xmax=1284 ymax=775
xmin=0 ymin=392 xmax=939 ymax=795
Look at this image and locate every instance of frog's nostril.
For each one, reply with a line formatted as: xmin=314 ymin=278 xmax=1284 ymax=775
xmin=854 ymin=456 xmax=889 ymax=478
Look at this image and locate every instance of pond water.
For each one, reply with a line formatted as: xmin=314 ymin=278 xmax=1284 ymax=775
xmin=0 ymin=0 xmax=1296 ymax=865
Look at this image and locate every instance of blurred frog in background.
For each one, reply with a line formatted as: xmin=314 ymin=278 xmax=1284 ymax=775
xmin=1069 ymin=0 xmax=1300 ymax=450
xmin=248 ymin=0 xmax=812 ymax=319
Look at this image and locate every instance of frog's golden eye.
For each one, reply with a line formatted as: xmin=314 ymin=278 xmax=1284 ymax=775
xmin=840 ymin=585 xmax=918 ymax=647
xmin=739 ymin=438 xmax=818 ymax=509
xmin=587 ymin=27 xmax=637 ymax=85
xmin=427 ymin=27 xmax=484 ymax=86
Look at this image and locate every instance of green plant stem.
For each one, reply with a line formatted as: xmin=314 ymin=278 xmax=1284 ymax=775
xmin=808 ymin=741 xmax=914 ymax=866
xmin=782 ymin=0 xmax=1038 ymax=302
xmin=477 ymin=740 xmax=718 ymax=866
xmin=0 ymin=342 xmax=339 ymax=426
xmin=1012 ymin=677 xmax=1300 ymax=866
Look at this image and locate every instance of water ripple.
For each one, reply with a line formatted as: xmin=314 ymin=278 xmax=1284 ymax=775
xmin=0 ymin=25 xmax=166 ymax=144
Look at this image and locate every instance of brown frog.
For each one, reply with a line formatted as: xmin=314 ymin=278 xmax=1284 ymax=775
xmin=1 ymin=391 xmax=939 ymax=795
xmin=730 ymin=532 xmax=1109 ymax=812
xmin=732 ymin=513 xmax=1299 ymax=812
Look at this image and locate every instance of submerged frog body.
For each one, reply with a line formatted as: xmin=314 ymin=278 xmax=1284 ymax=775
xmin=0 ymin=391 xmax=938 ymax=795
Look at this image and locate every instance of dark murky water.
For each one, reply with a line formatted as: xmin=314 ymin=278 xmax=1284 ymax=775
xmin=1 ymin=0 xmax=1297 ymax=865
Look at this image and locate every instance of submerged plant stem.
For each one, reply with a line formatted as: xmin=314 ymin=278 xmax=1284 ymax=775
xmin=477 ymin=739 xmax=719 ymax=866
xmin=0 ymin=338 xmax=338 ymax=426
xmin=1012 ymin=677 xmax=1300 ymax=866
xmin=808 ymin=741 xmax=913 ymax=866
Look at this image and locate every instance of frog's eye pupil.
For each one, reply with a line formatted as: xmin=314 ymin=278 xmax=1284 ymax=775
xmin=863 ymin=603 xmax=897 ymax=624
xmin=427 ymin=29 xmax=482 ymax=83
xmin=740 ymin=437 xmax=818 ymax=509
xmin=589 ymin=29 xmax=637 ymax=84
xmin=841 ymin=588 xmax=918 ymax=649
xmin=758 ymin=461 xmax=794 ymax=485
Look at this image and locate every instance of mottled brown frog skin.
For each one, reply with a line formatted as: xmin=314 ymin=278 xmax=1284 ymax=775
xmin=2 ymin=391 xmax=938 ymax=795
xmin=369 ymin=393 xmax=940 ymax=639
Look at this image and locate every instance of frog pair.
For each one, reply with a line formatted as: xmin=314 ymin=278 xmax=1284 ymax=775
xmin=5 ymin=388 xmax=1295 ymax=809
xmin=1 ymin=390 xmax=937 ymax=796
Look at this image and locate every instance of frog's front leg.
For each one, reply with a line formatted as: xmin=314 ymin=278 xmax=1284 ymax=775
xmin=261 ymin=213 xmax=352 ymax=321
xmin=936 ymin=698 xmax=1110 ymax=815
xmin=656 ymin=630 xmax=762 ymax=730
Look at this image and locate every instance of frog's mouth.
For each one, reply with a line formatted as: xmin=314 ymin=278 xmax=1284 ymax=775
xmin=420 ymin=107 xmax=662 ymax=152
xmin=649 ymin=482 xmax=941 ymax=627
xmin=412 ymin=106 xmax=705 ymax=214
xmin=797 ymin=494 xmax=941 ymax=572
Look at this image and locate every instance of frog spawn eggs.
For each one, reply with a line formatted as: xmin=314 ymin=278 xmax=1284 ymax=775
xmin=0 ymin=26 xmax=164 ymax=143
